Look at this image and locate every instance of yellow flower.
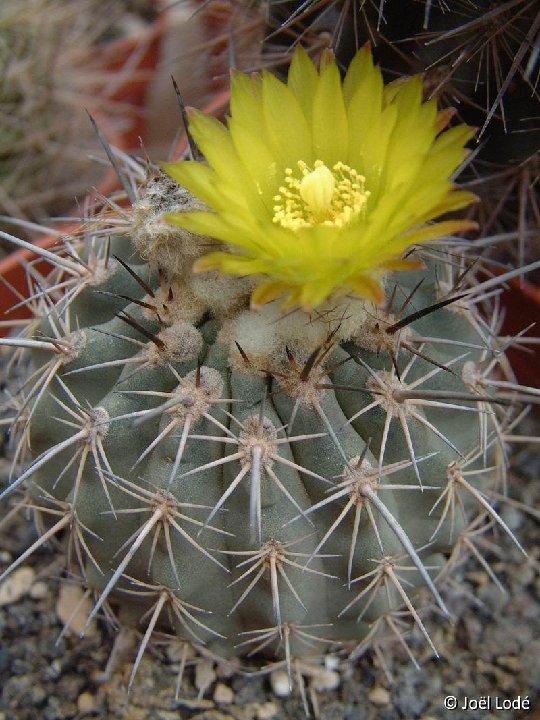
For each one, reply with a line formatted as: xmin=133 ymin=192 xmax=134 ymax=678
xmin=165 ymin=47 xmax=477 ymax=310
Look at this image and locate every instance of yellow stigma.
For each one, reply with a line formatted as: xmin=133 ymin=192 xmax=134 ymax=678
xmin=273 ymin=160 xmax=370 ymax=230
xmin=300 ymin=163 xmax=335 ymax=216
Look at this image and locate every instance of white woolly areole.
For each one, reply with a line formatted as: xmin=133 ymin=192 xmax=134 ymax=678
xmin=144 ymin=322 xmax=203 ymax=367
xmin=342 ymin=455 xmax=376 ymax=488
xmin=220 ymin=306 xmax=281 ymax=370
xmin=142 ymin=276 xmax=207 ymax=325
xmin=189 ymin=272 xmax=254 ymax=317
xmin=85 ymin=407 xmax=110 ymax=442
xmin=219 ymin=294 xmax=372 ymax=374
xmin=266 ymin=296 xmax=369 ymax=351
xmin=131 ymin=172 xmax=215 ymax=274
xmin=166 ymin=366 xmax=224 ymax=424
xmin=352 ymin=307 xmax=412 ymax=354
xmin=60 ymin=330 xmax=87 ymax=365
xmin=84 ymin=255 xmax=118 ymax=288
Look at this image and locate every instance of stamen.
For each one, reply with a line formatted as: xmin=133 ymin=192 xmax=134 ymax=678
xmin=273 ymin=160 xmax=370 ymax=231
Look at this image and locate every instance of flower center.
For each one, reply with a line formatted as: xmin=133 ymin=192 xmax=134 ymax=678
xmin=272 ymin=160 xmax=370 ymax=230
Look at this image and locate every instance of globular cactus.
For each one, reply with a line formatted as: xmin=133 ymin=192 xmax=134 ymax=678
xmin=1 ymin=44 xmax=538 ymax=704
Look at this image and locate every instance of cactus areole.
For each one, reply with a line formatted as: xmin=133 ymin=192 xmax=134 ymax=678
xmin=0 ymin=47 xmax=535 ymax=695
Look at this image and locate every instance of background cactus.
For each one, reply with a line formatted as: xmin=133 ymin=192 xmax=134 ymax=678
xmin=0 ymin=0 xmax=158 ymax=237
xmin=0 ymin=1 xmax=539 ymax=712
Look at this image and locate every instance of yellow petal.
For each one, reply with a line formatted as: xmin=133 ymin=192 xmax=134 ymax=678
xmin=382 ymin=80 xmax=437 ymax=190
xmin=360 ymin=104 xmax=398 ymax=200
xmin=262 ymin=70 xmax=313 ymax=168
xmin=312 ymin=56 xmax=348 ymax=164
xmin=346 ymin=64 xmax=384 ymax=173
xmin=288 ymin=47 xmax=319 ymax=121
xmin=347 ymin=275 xmax=386 ymax=304
xmin=187 ymin=110 xmax=267 ymax=214
xmin=428 ymin=190 xmax=479 ymax=217
xmin=343 ymin=45 xmax=378 ymax=105
xmin=400 ymin=219 xmax=478 ymax=246
xmin=250 ymin=281 xmax=290 ymax=308
xmin=228 ymin=72 xmax=278 ymax=203
xmin=435 ymin=108 xmax=457 ymax=132
xmin=163 ymin=161 xmax=225 ymax=210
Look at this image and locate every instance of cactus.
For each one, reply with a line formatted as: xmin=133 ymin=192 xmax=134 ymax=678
xmin=1 ymin=35 xmax=539 ymax=708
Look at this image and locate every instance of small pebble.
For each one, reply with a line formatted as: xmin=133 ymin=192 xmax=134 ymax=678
xmin=319 ymin=701 xmax=346 ymax=720
xmin=368 ymin=686 xmax=390 ymax=707
xmin=195 ymin=660 xmax=217 ymax=695
xmin=521 ymin=639 xmax=540 ymax=689
xmin=256 ymin=702 xmax=279 ymax=719
xmin=270 ymin=669 xmax=292 ymax=698
xmin=216 ymin=658 xmax=240 ymax=679
xmin=496 ymin=654 xmax=520 ymax=672
xmin=311 ymin=668 xmax=340 ymax=692
xmin=493 ymin=668 xmax=515 ymax=693
xmin=166 ymin=641 xmax=196 ymax=663
xmin=56 ymin=582 xmax=96 ymax=636
xmin=77 ymin=691 xmax=97 ymax=714
xmin=213 ymin=682 xmax=234 ymax=705
xmin=31 ymin=686 xmax=47 ymax=704
xmin=500 ymin=504 xmax=522 ymax=531
xmin=44 ymin=658 xmax=63 ymax=681
xmin=465 ymin=570 xmax=489 ymax=587
xmin=325 ymin=655 xmax=340 ymax=671
xmin=29 ymin=581 xmax=49 ymax=599
xmin=476 ymin=659 xmax=495 ymax=676
xmin=510 ymin=562 xmax=535 ymax=586
xmin=0 ymin=566 xmax=35 ymax=605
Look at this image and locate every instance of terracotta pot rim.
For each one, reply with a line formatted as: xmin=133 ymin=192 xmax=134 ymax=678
xmin=513 ymin=276 xmax=540 ymax=305
xmin=488 ymin=265 xmax=540 ymax=305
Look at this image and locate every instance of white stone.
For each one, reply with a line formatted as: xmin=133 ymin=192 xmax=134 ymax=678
xmin=194 ymin=660 xmax=216 ymax=694
xmin=213 ymin=682 xmax=234 ymax=705
xmin=77 ymin=692 xmax=97 ymax=714
xmin=56 ymin=582 xmax=97 ymax=636
xmin=368 ymin=686 xmax=390 ymax=706
xmin=324 ymin=655 xmax=341 ymax=671
xmin=257 ymin=701 xmax=279 ymax=719
xmin=29 ymin=580 xmax=49 ymax=599
xmin=311 ymin=668 xmax=340 ymax=692
xmin=270 ymin=669 xmax=292 ymax=698
xmin=0 ymin=567 xmax=35 ymax=605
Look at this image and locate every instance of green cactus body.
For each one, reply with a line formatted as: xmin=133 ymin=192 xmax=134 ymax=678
xmin=6 ymin=213 xmax=512 ymax=673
